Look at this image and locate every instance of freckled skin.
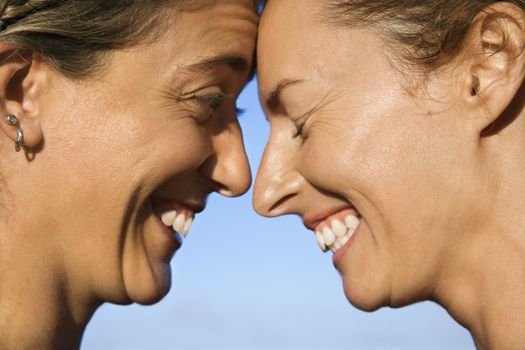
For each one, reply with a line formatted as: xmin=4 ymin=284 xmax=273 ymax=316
xmin=0 ymin=2 xmax=257 ymax=349
xmin=254 ymin=0 xmax=525 ymax=348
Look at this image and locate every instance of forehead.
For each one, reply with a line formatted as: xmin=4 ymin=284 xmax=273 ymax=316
xmin=258 ymin=1 xmax=329 ymax=84
xmin=157 ymin=1 xmax=259 ymax=74
xmin=179 ymin=2 xmax=257 ymax=47
xmin=257 ymin=0 xmax=368 ymax=99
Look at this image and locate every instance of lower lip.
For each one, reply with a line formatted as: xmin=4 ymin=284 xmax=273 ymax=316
xmin=332 ymin=222 xmax=361 ymax=267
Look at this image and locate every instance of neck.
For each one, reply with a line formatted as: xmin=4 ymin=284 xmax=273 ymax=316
xmin=0 ymin=223 xmax=100 ymax=350
xmin=436 ymin=235 xmax=525 ymax=349
xmin=434 ymin=136 xmax=525 ymax=349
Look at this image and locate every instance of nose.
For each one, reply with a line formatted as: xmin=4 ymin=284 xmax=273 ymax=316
xmin=253 ymin=132 xmax=304 ymax=217
xmin=199 ymin=120 xmax=252 ymax=197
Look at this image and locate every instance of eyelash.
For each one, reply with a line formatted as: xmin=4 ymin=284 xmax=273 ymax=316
xmin=194 ymin=93 xmax=245 ymax=117
xmin=293 ymin=122 xmax=306 ymax=139
xmin=196 ymin=93 xmax=229 ymax=110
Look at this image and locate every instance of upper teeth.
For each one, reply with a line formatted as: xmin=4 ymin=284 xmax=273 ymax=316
xmin=315 ymin=214 xmax=360 ymax=253
xmin=161 ymin=210 xmax=194 ymax=238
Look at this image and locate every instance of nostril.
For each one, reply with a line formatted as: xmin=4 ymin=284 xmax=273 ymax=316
xmin=212 ymin=181 xmax=228 ymax=194
xmin=253 ymin=191 xmax=296 ymax=218
xmin=209 ymin=172 xmax=251 ymax=198
xmin=267 ymin=193 xmax=296 ymax=216
xmin=253 ymin=169 xmax=305 ymax=217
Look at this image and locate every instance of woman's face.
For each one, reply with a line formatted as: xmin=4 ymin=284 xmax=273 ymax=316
xmin=15 ymin=2 xmax=258 ymax=305
xmin=254 ymin=0 xmax=489 ymax=310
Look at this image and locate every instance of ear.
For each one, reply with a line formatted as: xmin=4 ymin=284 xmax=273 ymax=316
xmin=0 ymin=43 xmax=47 ymax=151
xmin=460 ymin=2 xmax=525 ymax=134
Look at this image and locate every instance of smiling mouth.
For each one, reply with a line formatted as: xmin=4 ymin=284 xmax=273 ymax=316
xmin=308 ymin=208 xmax=361 ymax=253
xmin=150 ymin=198 xmax=201 ymax=240
xmin=160 ymin=208 xmax=195 ymax=238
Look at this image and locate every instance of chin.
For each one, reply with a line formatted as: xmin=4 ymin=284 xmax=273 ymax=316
xmin=340 ymin=271 xmax=390 ymax=312
xmin=343 ymin=283 xmax=384 ymax=312
xmin=123 ymin=262 xmax=173 ymax=305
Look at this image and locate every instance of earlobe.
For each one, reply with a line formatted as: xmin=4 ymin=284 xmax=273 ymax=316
xmin=0 ymin=45 xmax=44 ymax=152
xmin=463 ymin=3 xmax=525 ymax=133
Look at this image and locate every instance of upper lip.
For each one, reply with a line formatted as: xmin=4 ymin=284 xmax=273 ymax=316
xmin=303 ymin=205 xmax=355 ymax=231
xmin=151 ymin=196 xmax=206 ymax=214
xmin=179 ymin=200 xmax=206 ymax=214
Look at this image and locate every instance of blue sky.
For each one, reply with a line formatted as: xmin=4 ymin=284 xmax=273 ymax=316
xmin=82 ymin=80 xmax=474 ymax=350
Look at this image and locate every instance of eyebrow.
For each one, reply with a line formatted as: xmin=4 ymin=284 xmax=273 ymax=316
xmin=266 ymin=79 xmax=304 ymax=111
xmin=185 ymin=54 xmax=250 ymax=74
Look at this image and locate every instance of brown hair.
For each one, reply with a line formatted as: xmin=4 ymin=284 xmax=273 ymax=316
xmin=0 ymin=1 xmax=185 ymax=78
xmin=0 ymin=0 xmax=258 ymax=79
xmin=324 ymin=0 xmax=525 ymax=71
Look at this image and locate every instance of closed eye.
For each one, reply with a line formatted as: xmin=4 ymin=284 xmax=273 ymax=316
xmin=195 ymin=93 xmax=231 ymax=111
xmin=196 ymin=93 xmax=246 ymax=117
xmin=293 ymin=122 xmax=305 ymax=139
xmin=160 ymin=87 xmax=244 ymax=119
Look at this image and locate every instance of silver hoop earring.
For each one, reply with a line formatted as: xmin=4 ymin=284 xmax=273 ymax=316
xmin=4 ymin=114 xmax=23 ymax=152
xmin=15 ymin=127 xmax=23 ymax=152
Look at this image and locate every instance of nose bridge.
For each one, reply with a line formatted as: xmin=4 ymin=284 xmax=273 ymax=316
xmin=253 ymin=133 xmax=302 ymax=217
xmin=208 ymin=120 xmax=252 ymax=197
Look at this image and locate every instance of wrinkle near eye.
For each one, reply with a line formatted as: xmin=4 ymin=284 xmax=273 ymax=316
xmin=281 ymin=81 xmax=337 ymax=118
xmin=306 ymin=116 xmax=346 ymax=140
xmin=155 ymin=86 xmax=208 ymax=121
xmin=289 ymin=86 xmax=344 ymax=140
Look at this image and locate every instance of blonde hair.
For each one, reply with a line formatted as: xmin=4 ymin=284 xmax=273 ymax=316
xmin=325 ymin=0 xmax=525 ymax=71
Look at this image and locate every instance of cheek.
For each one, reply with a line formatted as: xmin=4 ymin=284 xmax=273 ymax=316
xmin=301 ymin=111 xmax=456 ymax=234
xmin=300 ymin=115 xmax=413 ymax=194
xmin=86 ymin=106 xmax=212 ymax=178
xmin=46 ymin=113 xmax=211 ymax=233
xmin=130 ymin=119 xmax=212 ymax=176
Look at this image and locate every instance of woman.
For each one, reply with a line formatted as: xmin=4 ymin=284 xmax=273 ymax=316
xmin=0 ymin=0 xmax=257 ymax=348
xmin=254 ymin=0 xmax=525 ymax=348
